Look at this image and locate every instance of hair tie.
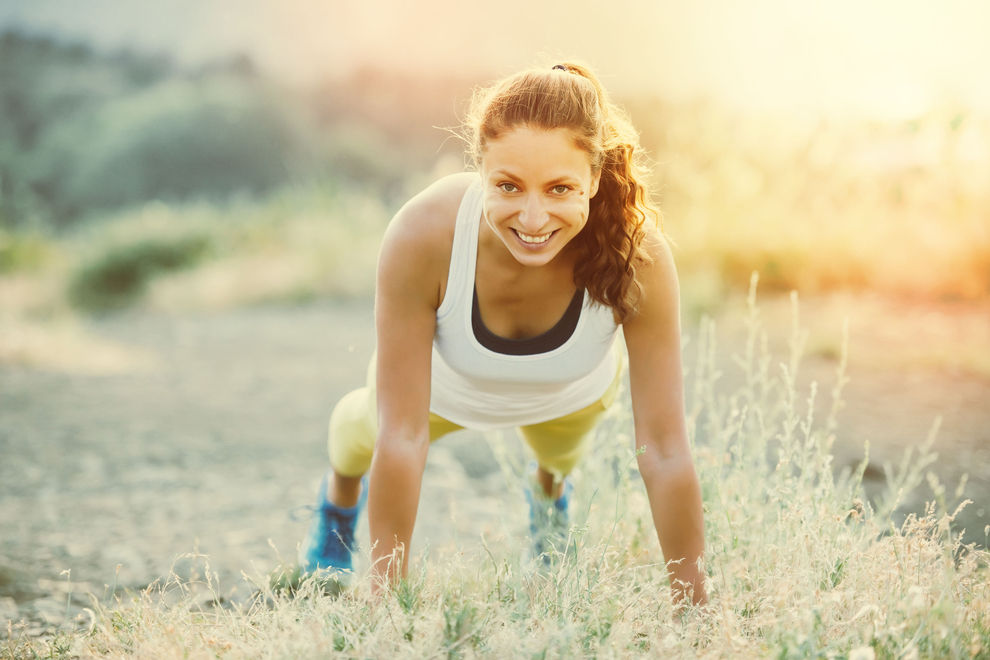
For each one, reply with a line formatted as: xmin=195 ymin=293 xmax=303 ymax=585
xmin=552 ymin=64 xmax=568 ymax=71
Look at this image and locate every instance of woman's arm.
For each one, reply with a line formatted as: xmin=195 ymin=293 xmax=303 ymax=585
xmin=367 ymin=175 xmax=469 ymax=588
xmin=621 ymin=230 xmax=708 ymax=607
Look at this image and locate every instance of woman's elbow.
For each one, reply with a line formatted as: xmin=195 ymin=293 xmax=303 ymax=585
xmin=374 ymin=423 xmax=431 ymax=460
xmin=635 ymin=439 xmax=697 ymax=486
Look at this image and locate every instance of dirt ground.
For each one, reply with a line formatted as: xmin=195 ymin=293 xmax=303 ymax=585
xmin=2 ymin=294 xmax=988 ymax=635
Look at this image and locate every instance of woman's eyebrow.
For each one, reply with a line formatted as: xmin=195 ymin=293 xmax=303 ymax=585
xmin=488 ymin=170 xmax=579 ymax=185
xmin=487 ymin=169 xmax=521 ymax=181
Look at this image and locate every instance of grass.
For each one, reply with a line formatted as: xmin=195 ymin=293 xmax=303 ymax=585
xmin=4 ymin=277 xmax=986 ymax=658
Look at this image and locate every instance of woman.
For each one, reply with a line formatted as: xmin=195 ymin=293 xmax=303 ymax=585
xmin=300 ymin=62 xmax=707 ymax=606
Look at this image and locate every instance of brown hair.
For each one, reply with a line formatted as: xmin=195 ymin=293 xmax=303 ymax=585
xmin=465 ymin=62 xmax=656 ymax=321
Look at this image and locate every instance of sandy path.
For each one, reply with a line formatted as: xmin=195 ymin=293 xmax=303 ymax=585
xmin=0 ymin=302 xmax=513 ymax=633
xmin=2 ymin=296 xmax=987 ymax=633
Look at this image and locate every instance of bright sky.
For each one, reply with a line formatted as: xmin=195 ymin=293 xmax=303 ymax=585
xmin=3 ymin=0 xmax=989 ymax=119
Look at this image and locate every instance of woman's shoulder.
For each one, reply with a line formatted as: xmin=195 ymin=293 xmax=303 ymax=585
xmin=382 ymin=173 xmax=477 ymax=250
xmin=377 ymin=172 xmax=478 ymax=297
xmin=621 ymin=224 xmax=678 ymax=326
xmin=394 ymin=172 xmax=478 ymax=230
xmin=640 ymin=222 xmax=675 ymax=267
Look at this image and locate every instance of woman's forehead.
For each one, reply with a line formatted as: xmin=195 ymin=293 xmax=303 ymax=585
xmin=481 ymin=126 xmax=592 ymax=169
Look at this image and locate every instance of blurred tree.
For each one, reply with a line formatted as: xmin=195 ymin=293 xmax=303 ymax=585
xmin=0 ymin=31 xmax=171 ymax=228
xmin=32 ymin=76 xmax=316 ymax=221
xmin=0 ymin=30 xmax=419 ymax=230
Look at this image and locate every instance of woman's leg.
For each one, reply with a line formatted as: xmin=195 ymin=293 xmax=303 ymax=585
xmin=517 ymin=398 xmax=613 ymax=563
xmin=326 ymin=356 xmax=464 ymax=507
xmin=302 ymin=364 xmax=464 ymax=572
xmin=326 ymin=386 xmax=376 ymax=505
xmin=517 ymin=396 xmax=610 ymax=496
xmin=518 ymin=349 xmax=623 ymax=496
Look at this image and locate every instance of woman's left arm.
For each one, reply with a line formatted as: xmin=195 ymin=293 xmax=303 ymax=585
xmin=622 ymin=230 xmax=708 ymax=607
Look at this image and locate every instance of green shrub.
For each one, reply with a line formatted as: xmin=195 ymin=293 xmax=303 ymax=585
xmin=0 ymin=229 xmax=53 ymax=273
xmin=67 ymin=232 xmax=212 ymax=312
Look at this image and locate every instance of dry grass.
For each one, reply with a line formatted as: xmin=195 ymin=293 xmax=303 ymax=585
xmin=4 ymin=277 xmax=986 ymax=659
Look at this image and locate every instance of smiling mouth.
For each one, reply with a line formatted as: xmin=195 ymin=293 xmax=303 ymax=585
xmin=513 ymin=229 xmax=555 ymax=245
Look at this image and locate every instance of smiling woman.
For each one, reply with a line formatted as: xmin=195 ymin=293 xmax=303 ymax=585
xmin=480 ymin=126 xmax=600 ymax=267
xmin=299 ymin=62 xmax=708 ymax=609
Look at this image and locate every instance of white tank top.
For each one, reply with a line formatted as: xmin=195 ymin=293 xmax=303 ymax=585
xmin=429 ymin=176 xmax=620 ymax=430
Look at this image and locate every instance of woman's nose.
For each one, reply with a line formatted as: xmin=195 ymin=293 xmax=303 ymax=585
xmin=518 ymin=194 xmax=548 ymax=232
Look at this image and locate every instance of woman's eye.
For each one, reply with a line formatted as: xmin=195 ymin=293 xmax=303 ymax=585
xmin=497 ymin=182 xmax=519 ymax=193
xmin=551 ymin=184 xmax=571 ymax=194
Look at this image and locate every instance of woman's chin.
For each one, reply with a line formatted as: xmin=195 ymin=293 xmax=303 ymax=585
xmin=506 ymin=247 xmax=561 ymax=268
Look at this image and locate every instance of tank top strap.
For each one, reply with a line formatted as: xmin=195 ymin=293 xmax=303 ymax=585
xmin=437 ymin=176 xmax=483 ymax=319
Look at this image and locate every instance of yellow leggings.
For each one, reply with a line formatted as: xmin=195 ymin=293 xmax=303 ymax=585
xmin=328 ymin=355 xmax=623 ymax=479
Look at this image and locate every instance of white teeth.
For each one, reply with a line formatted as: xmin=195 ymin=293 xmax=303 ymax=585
xmin=517 ymin=230 xmax=552 ymax=244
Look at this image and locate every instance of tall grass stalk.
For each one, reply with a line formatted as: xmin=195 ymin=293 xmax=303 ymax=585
xmin=4 ymin=279 xmax=986 ymax=659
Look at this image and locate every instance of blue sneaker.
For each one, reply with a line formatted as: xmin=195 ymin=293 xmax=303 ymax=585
xmin=299 ymin=473 xmax=368 ymax=574
xmin=525 ymin=478 xmax=573 ymax=564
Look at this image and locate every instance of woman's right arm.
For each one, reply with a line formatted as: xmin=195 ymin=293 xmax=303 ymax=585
xmin=367 ymin=175 xmax=468 ymax=588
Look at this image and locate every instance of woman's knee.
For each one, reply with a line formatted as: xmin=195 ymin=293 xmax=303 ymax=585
xmin=327 ymin=387 xmax=377 ymax=477
xmin=519 ymin=428 xmax=591 ymax=476
xmin=518 ymin=403 xmax=608 ymax=475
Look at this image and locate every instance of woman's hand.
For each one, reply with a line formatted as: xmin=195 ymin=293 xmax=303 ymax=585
xmin=367 ymin=174 xmax=473 ymax=590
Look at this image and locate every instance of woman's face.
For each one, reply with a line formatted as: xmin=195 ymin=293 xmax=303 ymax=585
xmin=480 ymin=125 xmax=600 ymax=268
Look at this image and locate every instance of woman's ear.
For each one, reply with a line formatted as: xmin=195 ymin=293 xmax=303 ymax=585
xmin=589 ymin=170 xmax=602 ymax=199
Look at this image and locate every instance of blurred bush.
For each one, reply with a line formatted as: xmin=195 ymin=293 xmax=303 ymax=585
xmin=49 ymin=183 xmax=388 ymax=315
xmin=67 ymin=230 xmax=212 ymax=313
xmin=0 ymin=229 xmax=53 ymax=274
xmin=0 ymin=31 xmax=421 ymax=230
xmin=1 ymin=31 xmax=167 ymax=228
xmin=35 ymin=78 xmax=316 ymax=219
